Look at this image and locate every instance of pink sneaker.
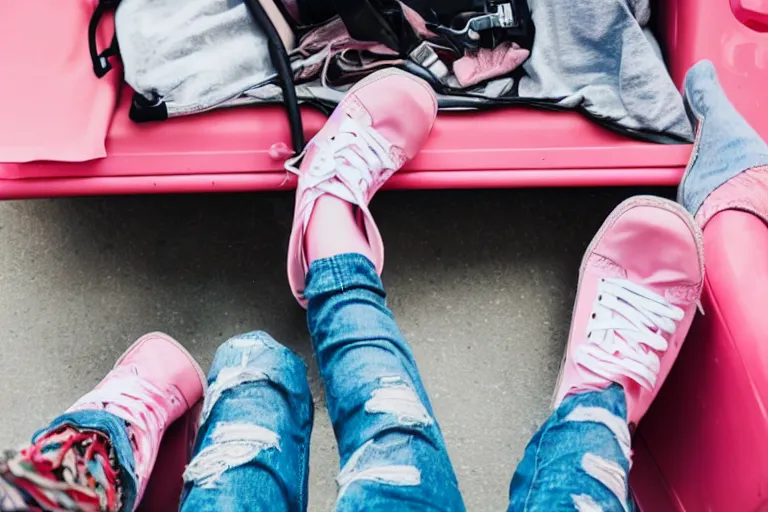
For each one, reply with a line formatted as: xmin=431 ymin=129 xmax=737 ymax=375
xmin=286 ymin=68 xmax=438 ymax=306
xmin=553 ymin=196 xmax=705 ymax=426
xmin=67 ymin=332 xmax=207 ymax=503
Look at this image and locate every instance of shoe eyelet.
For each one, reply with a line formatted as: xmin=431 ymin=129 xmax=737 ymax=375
xmin=598 ymin=295 xmax=602 ymax=301
xmin=591 ymin=313 xmax=596 ymax=319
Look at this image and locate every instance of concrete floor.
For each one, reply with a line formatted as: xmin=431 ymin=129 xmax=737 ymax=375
xmin=0 ymin=187 xmax=668 ymax=510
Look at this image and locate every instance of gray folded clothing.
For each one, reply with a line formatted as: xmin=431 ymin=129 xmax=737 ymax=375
xmin=115 ymin=0 xmax=276 ymax=119
xmin=518 ymin=0 xmax=692 ymax=141
xmin=112 ymin=0 xmax=692 ymax=142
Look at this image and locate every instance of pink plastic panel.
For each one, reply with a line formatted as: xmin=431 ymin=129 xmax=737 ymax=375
xmin=630 ymin=437 xmax=684 ymax=512
xmin=663 ymin=0 xmax=768 ymax=139
xmin=633 ymin=211 xmax=768 ymax=512
xmin=730 ymin=0 xmax=768 ymax=32
xmin=0 ymin=0 xmax=766 ymax=197
xmin=0 ymin=96 xmax=692 ymax=181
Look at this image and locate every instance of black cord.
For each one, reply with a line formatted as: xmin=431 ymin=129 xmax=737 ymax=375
xmin=88 ymin=2 xmax=112 ymax=77
xmin=243 ymin=0 xmax=305 ymax=154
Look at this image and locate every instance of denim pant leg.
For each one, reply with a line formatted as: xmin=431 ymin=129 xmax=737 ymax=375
xmin=305 ymin=253 xmax=465 ymax=512
xmin=508 ymin=384 xmax=633 ymax=512
xmin=678 ymin=60 xmax=768 ymax=216
xmin=180 ymin=332 xmax=314 ymax=512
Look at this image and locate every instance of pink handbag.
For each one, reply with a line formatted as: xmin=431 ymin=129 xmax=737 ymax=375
xmin=0 ymin=1 xmax=121 ymax=163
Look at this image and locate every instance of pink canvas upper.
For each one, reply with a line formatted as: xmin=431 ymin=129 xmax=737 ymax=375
xmin=68 ymin=332 xmax=206 ymax=503
xmin=286 ymin=68 xmax=437 ymax=306
xmin=453 ymin=42 xmax=530 ymax=88
xmin=553 ymin=197 xmax=705 ymax=425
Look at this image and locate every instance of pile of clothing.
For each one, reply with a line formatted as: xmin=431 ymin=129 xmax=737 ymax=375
xmin=89 ymin=0 xmax=691 ymax=153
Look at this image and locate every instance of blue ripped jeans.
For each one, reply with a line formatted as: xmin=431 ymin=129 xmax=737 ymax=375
xmin=178 ymin=254 xmax=633 ymax=512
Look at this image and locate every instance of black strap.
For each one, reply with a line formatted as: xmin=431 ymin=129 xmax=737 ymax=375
xmin=243 ymin=0 xmax=305 ymax=154
xmin=88 ymin=0 xmax=121 ymax=78
xmin=331 ymin=0 xmax=422 ymax=55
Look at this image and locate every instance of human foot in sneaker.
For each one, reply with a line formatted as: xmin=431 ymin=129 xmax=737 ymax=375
xmin=65 ymin=332 xmax=206 ymax=505
xmin=286 ymin=68 xmax=438 ymax=307
xmin=553 ymin=196 xmax=705 ymax=426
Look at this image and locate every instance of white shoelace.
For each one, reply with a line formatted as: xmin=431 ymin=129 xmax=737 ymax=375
xmin=68 ymin=367 xmax=181 ymax=479
xmin=285 ymin=116 xmax=396 ymax=203
xmin=575 ymin=278 xmax=685 ymax=391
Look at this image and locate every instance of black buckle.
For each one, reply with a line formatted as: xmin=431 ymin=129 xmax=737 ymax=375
xmin=93 ymin=56 xmax=113 ymax=78
xmin=430 ymin=0 xmax=533 ymax=51
xmin=409 ymin=42 xmax=449 ymax=80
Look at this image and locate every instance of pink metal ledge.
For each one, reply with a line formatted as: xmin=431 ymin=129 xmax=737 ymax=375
xmin=2 ymin=0 xmax=767 ymax=199
xmin=0 ymin=102 xmax=694 ymax=199
xmin=0 ymin=167 xmax=689 ymax=200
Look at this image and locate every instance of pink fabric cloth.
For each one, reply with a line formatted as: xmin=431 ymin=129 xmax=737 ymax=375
xmin=295 ymin=17 xmax=397 ymax=81
xmin=453 ymin=42 xmax=530 ymax=88
xmin=0 ymin=1 xmax=121 ymax=163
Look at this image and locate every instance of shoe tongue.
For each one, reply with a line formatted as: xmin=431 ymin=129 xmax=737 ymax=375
xmin=70 ymin=368 xmax=182 ymax=438
xmin=316 ymin=174 xmax=361 ymax=204
xmin=301 ymin=142 xmax=376 ymax=206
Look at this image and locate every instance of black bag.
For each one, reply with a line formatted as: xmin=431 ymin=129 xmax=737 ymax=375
xmin=266 ymin=0 xmax=536 ymax=153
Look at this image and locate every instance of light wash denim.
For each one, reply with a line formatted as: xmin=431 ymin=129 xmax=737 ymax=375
xmin=179 ymin=331 xmax=314 ymax=511
xmin=508 ymin=384 xmax=633 ymax=512
xmin=180 ymin=253 xmax=633 ymax=511
xmin=677 ymin=59 xmax=768 ymax=216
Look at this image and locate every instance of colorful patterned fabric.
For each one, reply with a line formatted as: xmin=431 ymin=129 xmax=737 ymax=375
xmin=0 ymin=428 xmax=120 ymax=512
